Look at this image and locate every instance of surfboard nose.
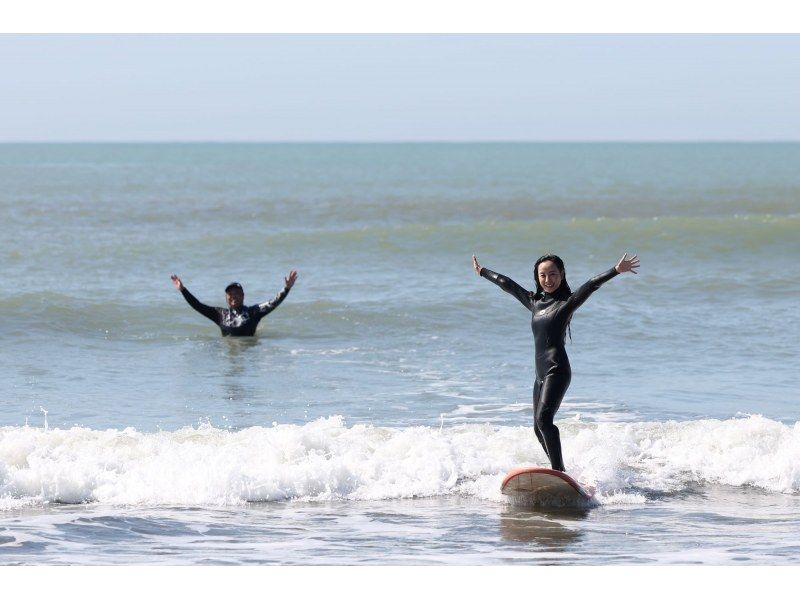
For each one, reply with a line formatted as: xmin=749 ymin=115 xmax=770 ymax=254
xmin=501 ymin=467 xmax=595 ymax=507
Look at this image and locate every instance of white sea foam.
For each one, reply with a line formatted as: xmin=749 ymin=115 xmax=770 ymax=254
xmin=0 ymin=414 xmax=797 ymax=510
xmin=289 ymin=347 xmax=361 ymax=356
xmin=447 ymin=399 xmax=637 ymax=423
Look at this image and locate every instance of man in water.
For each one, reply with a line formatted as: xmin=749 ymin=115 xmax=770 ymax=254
xmin=170 ymin=270 xmax=298 ymax=337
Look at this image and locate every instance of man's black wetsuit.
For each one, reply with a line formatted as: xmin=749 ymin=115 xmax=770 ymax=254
xmin=480 ymin=266 xmax=619 ymax=471
xmin=180 ymin=285 xmax=291 ymax=336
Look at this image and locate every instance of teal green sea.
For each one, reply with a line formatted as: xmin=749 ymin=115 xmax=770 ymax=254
xmin=1 ymin=143 xmax=799 ymax=564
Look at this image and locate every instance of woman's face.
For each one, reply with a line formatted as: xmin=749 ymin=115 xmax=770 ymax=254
xmin=537 ymin=260 xmax=563 ymax=294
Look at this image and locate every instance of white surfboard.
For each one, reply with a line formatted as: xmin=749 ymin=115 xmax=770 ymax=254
xmin=501 ymin=467 xmax=595 ymax=507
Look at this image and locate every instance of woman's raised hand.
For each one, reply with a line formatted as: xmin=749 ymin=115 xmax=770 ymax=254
xmin=285 ymin=270 xmax=298 ymax=289
xmin=170 ymin=274 xmax=184 ymax=290
xmin=472 ymin=255 xmax=482 ymax=275
xmin=615 ymin=253 xmax=640 ymax=274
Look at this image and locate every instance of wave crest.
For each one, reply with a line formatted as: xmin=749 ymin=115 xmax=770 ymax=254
xmin=1 ymin=414 xmax=798 ymax=510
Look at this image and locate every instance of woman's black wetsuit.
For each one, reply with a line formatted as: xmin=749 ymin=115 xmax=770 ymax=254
xmin=480 ymin=266 xmax=618 ymax=471
xmin=179 ymin=285 xmax=291 ymax=337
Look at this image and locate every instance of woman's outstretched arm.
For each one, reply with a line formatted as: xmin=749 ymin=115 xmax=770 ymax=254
xmin=564 ymin=253 xmax=639 ymax=313
xmin=473 ymin=255 xmax=534 ymax=311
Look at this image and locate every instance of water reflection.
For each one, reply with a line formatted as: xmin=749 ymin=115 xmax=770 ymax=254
xmin=500 ymin=505 xmax=587 ymax=549
xmin=220 ymin=337 xmax=260 ymax=402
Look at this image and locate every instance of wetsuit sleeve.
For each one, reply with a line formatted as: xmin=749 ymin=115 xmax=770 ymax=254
xmin=257 ymin=285 xmax=291 ymax=316
xmin=180 ymin=287 xmax=222 ymax=325
xmin=479 ymin=268 xmax=534 ymax=311
xmin=564 ymin=267 xmax=619 ymax=313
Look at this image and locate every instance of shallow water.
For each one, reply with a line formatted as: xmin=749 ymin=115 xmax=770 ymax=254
xmin=4 ymin=486 xmax=800 ymax=565
xmin=1 ymin=143 xmax=799 ymax=564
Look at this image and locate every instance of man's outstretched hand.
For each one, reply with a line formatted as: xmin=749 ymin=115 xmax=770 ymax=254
xmin=285 ymin=270 xmax=298 ymax=289
xmin=170 ymin=274 xmax=184 ymax=291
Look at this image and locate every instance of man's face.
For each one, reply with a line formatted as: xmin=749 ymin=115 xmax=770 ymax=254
xmin=226 ymin=288 xmax=244 ymax=309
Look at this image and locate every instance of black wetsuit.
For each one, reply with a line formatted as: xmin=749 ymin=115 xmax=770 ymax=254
xmin=180 ymin=285 xmax=291 ymax=337
xmin=480 ymin=266 xmax=618 ymax=471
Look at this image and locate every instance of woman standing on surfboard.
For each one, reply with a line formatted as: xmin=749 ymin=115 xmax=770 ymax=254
xmin=472 ymin=252 xmax=639 ymax=472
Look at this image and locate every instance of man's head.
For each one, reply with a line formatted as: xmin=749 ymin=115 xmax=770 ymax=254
xmin=225 ymin=282 xmax=244 ymax=309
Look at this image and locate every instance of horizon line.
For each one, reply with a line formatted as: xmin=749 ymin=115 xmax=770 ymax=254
xmin=2 ymin=139 xmax=800 ymax=144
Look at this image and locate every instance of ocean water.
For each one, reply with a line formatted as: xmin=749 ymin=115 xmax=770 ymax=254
xmin=1 ymin=142 xmax=799 ymax=564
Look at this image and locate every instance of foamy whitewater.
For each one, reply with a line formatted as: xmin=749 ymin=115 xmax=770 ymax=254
xmin=2 ymin=415 xmax=799 ymax=510
xmin=2 ymin=143 xmax=799 ymax=564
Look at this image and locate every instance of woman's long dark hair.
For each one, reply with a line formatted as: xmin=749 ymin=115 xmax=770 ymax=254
xmin=533 ymin=254 xmax=574 ymax=341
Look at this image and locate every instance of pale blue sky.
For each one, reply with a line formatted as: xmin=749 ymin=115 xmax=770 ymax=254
xmin=1 ymin=34 xmax=799 ymax=141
